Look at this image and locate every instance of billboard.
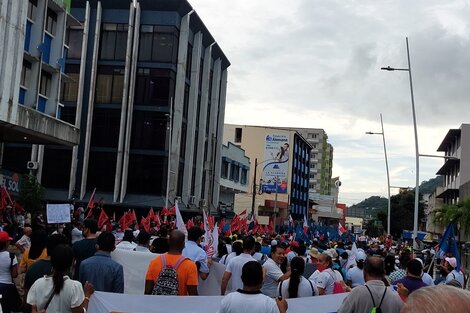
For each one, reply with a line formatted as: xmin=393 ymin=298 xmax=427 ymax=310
xmin=262 ymin=133 xmax=289 ymax=194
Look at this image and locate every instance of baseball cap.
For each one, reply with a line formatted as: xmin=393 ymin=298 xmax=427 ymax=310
xmin=271 ymin=239 xmax=278 ymax=246
xmin=445 ymin=257 xmax=457 ymax=268
xmin=290 ymin=241 xmax=299 ymax=248
xmin=0 ymin=231 xmax=12 ymax=242
xmin=356 ymin=251 xmax=367 ymax=262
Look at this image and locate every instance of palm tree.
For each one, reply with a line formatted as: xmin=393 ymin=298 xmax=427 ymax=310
xmin=433 ymin=196 xmax=470 ymax=238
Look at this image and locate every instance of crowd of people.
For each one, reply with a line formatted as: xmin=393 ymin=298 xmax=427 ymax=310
xmin=0 ymin=205 xmax=469 ymax=313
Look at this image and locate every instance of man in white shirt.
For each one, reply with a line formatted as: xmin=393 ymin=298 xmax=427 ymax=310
xmin=444 ymin=257 xmax=464 ymax=287
xmin=219 ymin=261 xmax=287 ymax=313
xmin=115 ymin=229 xmax=137 ymax=250
xmin=347 ymin=251 xmax=366 ymax=288
xmin=134 ymin=231 xmax=152 ymax=253
xmin=183 ymin=227 xmax=210 ymax=280
xmin=261 ymin=245 xmax=291 ymax=298
xmin=221 ymin=236 xmax=256 ymax=295
xmin=15 ymin=226 xmax=32 ymax=253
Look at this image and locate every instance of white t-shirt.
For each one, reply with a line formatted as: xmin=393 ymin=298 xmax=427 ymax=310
xmin=316 ymin=269 xmax=343 ymax=295
xmin=309 ymin=270 xmax=320 ymax=285
xmin=446 ymin=270 xmax=464 ymax=287
xmin=0 ymin=250 xmax=17 ymax=284
xmin=221 ymin=252 xmax=237 ymax=265
xmin=116 ymin=240 xmax=137 ymax=250
xmin=286 ymin=251 xmax=297 ymax=264
xmin=421 ymin=272 xmax=434 ymax=286
xmin=183 ymin=241 xmax=209 ymax=273
xmin=279 ymin=276 xmax=317 ymax=298
xmin=225 ymin=253 xmax=255 ymax=293
xmin=261 ymin=258 xmax=284 ymax=298
xmin=27 ymin=276 xmax=84 ymax=313
xmin=16 ymin=234 xmax=31 ymax=249
xmin=252 ymin=252 xmax=266 ymax=262
xmin=218 ymin=290 xmax=279 ymax=313
xmin=71 ymin=228 xmax=83 ymax=244
xmin=346 ymin=266 xmax=365 ymax=288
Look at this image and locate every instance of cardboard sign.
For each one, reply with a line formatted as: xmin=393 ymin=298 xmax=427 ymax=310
xmin=46 ymin=203 xmax=72 ymax=224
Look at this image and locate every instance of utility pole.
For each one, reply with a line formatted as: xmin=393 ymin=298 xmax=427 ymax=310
xmin=251 ymin=158 xmax=258 ymax=217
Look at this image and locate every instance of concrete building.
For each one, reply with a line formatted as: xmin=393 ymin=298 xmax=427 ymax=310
xmin=223 ymin=124 xmax=311 ymax=224
xmin=219 ymin=142 xmax=250 ymax=218
xmin=425 ymin=186 xmax=445 ymax=238
xmin=0 ymin=0 xmax=80 ymax=180
xmin=2 ymin=0 xmax=230 ymax=213
xmin=435 ymin=124 xmax=470 ymax=204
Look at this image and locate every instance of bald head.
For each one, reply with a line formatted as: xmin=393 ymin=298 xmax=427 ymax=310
xmin=402 ymin=285 xmax=470 ymax=313
xmin=168 ymin=230 xmax=186 ymax=252
xmin=24 ymin=227 xmax=32 ymax=236
xmin=364 ymin=256 xmax=385 ymax=281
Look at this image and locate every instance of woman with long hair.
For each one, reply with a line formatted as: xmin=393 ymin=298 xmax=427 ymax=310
xmin=27 ymin=244 xmax=94 ymax=313
xmin=278 ymin=256 xmax=316 ymax=298
xmin=20 ymin=228 xmax=48 ymax=273
xmin=0 ymin=231 xmax=22 ymax=313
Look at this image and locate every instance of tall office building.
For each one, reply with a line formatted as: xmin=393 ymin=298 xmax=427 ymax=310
xmin=2 ymin=0 xmax=230 ymax=213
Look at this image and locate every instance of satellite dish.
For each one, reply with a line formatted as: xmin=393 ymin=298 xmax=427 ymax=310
xmin=335 ymin=180 xmax=342 ymax=188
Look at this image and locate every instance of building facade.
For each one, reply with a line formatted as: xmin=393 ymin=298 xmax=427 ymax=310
xmin=435 ymin=124 xmax=470 ymax=204
xmin=2 ymin=0 xmax=230 ymax=213
xmin=0 ymin=0 xmax=79 ymax=164
xmin=223 ymin=124 xmax=311 ymax=224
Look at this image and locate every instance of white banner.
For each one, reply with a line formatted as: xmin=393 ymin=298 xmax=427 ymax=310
xmin=88 ymin=291 xmax=347 ymax=313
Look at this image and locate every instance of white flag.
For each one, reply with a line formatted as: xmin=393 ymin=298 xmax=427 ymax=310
xmin=175 ymin=200 xmax=187 ymax=237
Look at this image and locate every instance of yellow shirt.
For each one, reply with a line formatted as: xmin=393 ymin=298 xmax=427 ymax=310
xmin=20 ymin=248 xmax=48 ymax=273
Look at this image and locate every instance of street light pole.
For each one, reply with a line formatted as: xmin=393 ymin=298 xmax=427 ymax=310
xmin=251 ymin=158 xmax=258 ymax=217
xmin=381 ymin=37 xmax=420 ymax=252
xmin=366 ymin=114 xmax=391 ymax=234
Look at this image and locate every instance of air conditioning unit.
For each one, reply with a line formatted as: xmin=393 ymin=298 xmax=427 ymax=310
xmin=189 ymin=196 xmax=196 ymax=205
xmin=200 ymin=199 xmax=207 ymax=207
xmin=26 ymin=161 xmax=39 ymax=170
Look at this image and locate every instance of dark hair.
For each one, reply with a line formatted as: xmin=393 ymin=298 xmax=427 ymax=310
xmin=407 ymin=259 xmax=423 ymax=277
xmin=123 ymin=229 xmax=135 ymax=242
xmin=254 ymin=242 xmax=261 ymax=253
xmin=288 ymin=257 xmax=305 ymax=298
xmin=242 ymin=236 xmax=255 ymax=251
xmin=297 ymin=244 xmax=307 ymax=256
xmin=364 ymin=256 xmax=385 ymax=278
xmin=51 ymin=244 xmax=74 ymax=294
xmin=137 ymin=231 xmax=151 ymax=245
xmin=224 ymin=237 xmax=232 ymax=245
xmin=270 ymin=244 xmax=285 ymax=256
xmin=232 ymin=241 xmax=243 ymax=256
xmin=83 ymin=219 xmax=98 ymax=234
xmin=97 ymin=232 xmax=115 ymax=252
xmin=241 ymin=261 xmax=263 ymax=287
xmin=187 ymin=227 xmax=204 ymax=242
xmin=217 ymin=242 xmax=228 ymax=258
xmin=29 ymin=228 xmax=48 ymax=260
xmin=384 ymin=254 xmax=396 ymax=275
xmin=46 ymin=234 xmax=69 ymax=256
xmin=399 ymin=254 xmax=411 ymax=268
xmin=151 ymin=237 xmax=169 ymax=254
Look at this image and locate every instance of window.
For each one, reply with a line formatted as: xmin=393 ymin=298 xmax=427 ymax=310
xmin=221 ymin=160 xmax=229 ymax=178
xmin=39 ymin=71 xmax=51 ymax=97
xmin=134 ymin=68 xmax=175 ymax=107
xmin=66 ymin=28 xmax=83 ymax=59
xmin=230 ymin=163 xmax=240 ymax=182
xmin=138 ymin=25 xmax=179 ymax=63
xmin=186 ymin=44 xmax=192 ymax=80
xmin=95 ymin=67 xmax=124 ymax=103
xmin=311 ymin=153 xmax=317 ymax=159
xmin=309 ymin=173 xmax=315 ymax=178
xmin=240 ymin=168 xmax=247 ymax=185
xmin=100 ymin=24 xmax=128 ymax=60
xmin=91 ymin=108 xmax=121 ymax=148
xmin=87 ymin=151 xmax=117 ymax=192
xmin=234 ymin=128 xmax=242 ymax=143
xmin=21 ymin=61 xmax=31 ymax=87
xmin=127 ymin=154 xmax=166 ymax=195
xmin=61 ymin=73 xmax=79 ymax=102
xmin=27 ymin=0 xmax=37 ymax=21
xmin=131 ymin=111 xmax=167 ymax=150
xmin=45 ymin=8 xmax=57 ymax=35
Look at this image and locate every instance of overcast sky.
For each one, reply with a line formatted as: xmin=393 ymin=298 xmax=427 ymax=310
xmin=192 ymin=0 xmax=470 ymax=206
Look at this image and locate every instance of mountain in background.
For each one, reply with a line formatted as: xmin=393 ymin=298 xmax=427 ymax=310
xmin=349 ymin=176 xmax=443 ymax=209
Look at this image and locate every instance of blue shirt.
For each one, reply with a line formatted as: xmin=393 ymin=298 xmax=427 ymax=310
xmin=182 ymin=241 xmax=209 ymax=273
xmin=396 ymin=276 xmax=427 ymax=294
xmin=79 ymin=251 xmax=124 ymax=293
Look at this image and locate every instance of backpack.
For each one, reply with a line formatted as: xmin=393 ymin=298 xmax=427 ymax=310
xmin=151 ymin=255 xmax=188 ymax=295
xmin=365 ymin=285 xmax=387 ymax=313
xmin=327 ymin=270 xmax=346 ymax=294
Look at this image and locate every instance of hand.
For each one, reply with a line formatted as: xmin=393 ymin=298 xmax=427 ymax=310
xmin=397 ymin=283 xmax=409 ymax=299
xmin=207 ymin=258 xmax=213 ymax=268
xmin=84 ymin=281 xmax=95 ymax=297
xmin=276 ymin=297 xmax=288 ymax=313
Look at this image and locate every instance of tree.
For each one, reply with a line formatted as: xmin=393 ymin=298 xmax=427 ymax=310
xmin=389 ymin=189 xmax=425 ymax=238
xmin=364 ymin=218 xmax=383 ymax=238
xmin=376 ymin=209 xmax=388 ymax=231
xmin=19 ymin=174 xmax=44 ymax=213
xmin=433 ymin=196 xmax=470 ymax=235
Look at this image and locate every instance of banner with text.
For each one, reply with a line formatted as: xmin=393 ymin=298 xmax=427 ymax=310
xmin=262 ymin=132 xmax=289 ymax=194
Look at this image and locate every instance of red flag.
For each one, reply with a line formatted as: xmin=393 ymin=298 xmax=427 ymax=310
xmin=208 ymin=215 xmax=215 ymax=231
xmin=98 ymin=209 xmax=109 ymax=228
xmin=87 ymin=188 xmax=96 ymax=209
xmin=268 ymin=218 xmax=274 ymax=234
xmin=168 ymin=206 xmax=176 ymax=216
xmin=130 ymin=209 xmax=137 ymax=223
xmin=186 ymin=218 xmax=194 ymax=229
xmin=154 ymin=212 xmax=161 ymax=228
xmin=112 ymin=211 xmax=116 ymax=222
xmin=140 ymin=216 xmax=150 ymax=232
xmin=118 ymin=212 xmax=129 ymax=230
xmin=161 ymin=208 xmax=169 ymax=216
xmin=147 ymin=208 xmax=155 ymax=222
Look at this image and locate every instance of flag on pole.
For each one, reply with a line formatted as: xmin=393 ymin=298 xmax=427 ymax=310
xmin=288 ymin=215 xmax=294 ymax=234
xmin=338 ymin=222 xmax=346 ymax=236
xmin=147 ymin=208 xmax=155 ymax=223
xmin=175 ymin=200 xmax=187 ymax=236
xmin=203 ymin=210 xmax=210 ymax=232
xmin=303 ymin=214 xmax=309 ymax=234
xmin=98 ymin=209 xmax=109 ymax=228
xmin=140 ymin=216 xmax=150 ymax=232
xmin=206 ymin=225 xmax=218 ymax=258
xmin=438 ymin=222 xmax=460 ymax=269
xmin=87 ymin=188 xmax=96 ymax=209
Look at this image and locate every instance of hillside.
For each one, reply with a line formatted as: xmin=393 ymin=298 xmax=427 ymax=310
xmin=419 ymin=176 xmax=443 ymax=194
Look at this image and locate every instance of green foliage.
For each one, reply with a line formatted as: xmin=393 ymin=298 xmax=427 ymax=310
xmin=350 ymin=196 xmax=388 ymax=211
xmin=419 ymin=176 xmax=444 ymax=194
xmin=19 ymin=174 xmax=44 ymax=213
xmin=376 ymin=209 xmax=388 ymax=231
xmin=364 ymin=218 xmax=383 ymax=237
xmin=389 ymin=189 xmax=425 ymax=238
xmin=433 ymin=197 xmax=470 ymax=234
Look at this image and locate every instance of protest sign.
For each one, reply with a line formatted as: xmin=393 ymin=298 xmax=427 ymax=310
xmin=46 ymin=203 xmax=72 ymax=223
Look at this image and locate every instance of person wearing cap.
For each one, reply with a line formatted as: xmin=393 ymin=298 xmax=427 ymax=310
xmin=346 ymin=251 xmax=366 ymax=288
xmin=0 ymin=231 xmax=22 ymax=313
xmin=443 ymin=256 xmax=464 ymax=287
xmin=309 ymin=247 xmax=321 ymax=264
xmin=415 ymin=258 xmax=434 ymax=286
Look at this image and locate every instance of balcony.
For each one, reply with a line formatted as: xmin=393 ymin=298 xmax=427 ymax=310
xmin=436 ymin=158 xmax=460 ymax=175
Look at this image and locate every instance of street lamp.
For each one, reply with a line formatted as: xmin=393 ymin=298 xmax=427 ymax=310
xmin=366 ymin=113 xmax=391 ymax=235
xmin=381 ymin=37 xmax=420 ymax=252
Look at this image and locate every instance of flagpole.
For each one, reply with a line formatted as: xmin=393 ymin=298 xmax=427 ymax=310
xmin=165 ymin=97 xmax=174 ymax=210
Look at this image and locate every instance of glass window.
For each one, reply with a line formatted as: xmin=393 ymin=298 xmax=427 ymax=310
xmin=139 ymin=25 xmax=179 ymax=63
xmin=60 ymin=105 xmax=76 ymax=125
xmin=240 ymin=168 xmax=247 ymax=185
xmin=45 ymin=8 xmax=57 ymax=35
xmin=87 ymin=151 xmax=117 ymax=192
xmin=100 ymin=23 xmax=128 ymax=60
xmin=138 ymin=26 xmax=153 ymax=61
xmin=91 ymin=108 xmax=120 ymax=148
xmin=42 ymin=147 xmax=72 ymax=189
xmin=234 ymin=128 xmax=242 ymax=143
xmin=21 ymin=61 xmax=31 ymax=87
xmin=66 ymin=28 xmax=83 ymax=59
xmin=127 ymin=154 xmax=166 ymax=195
xmin=186 ymin=44 xmax=192 ymax=80
xmin=95 ymin=67 xmax=124 ymax=103
xmin=131 ymin=111 xmax=167 ymax=150
xmin=61 ymin=73 xmax=79 ymax=102
xmin=27 ymin=0 xmax=37 ymax=21
xmin=134 ymin=68 xmax=175 ymax=107
xmin=39 ymin=71 xmax=51 ymax=97
xmin=221 ymin=160 xmax=229 ymax=178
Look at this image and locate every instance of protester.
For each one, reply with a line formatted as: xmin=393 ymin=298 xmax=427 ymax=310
xmin=182 ymin=227 xmax=210 ymax=280
xmin=134 ymin=231 xmax=152 ymax=253
xmin=309 ymin=247 xmax=321 ymax=264
xmin=20 ymin=228 xmax=48 ymax=274
xmin=346 ymin=251 xmax=366 ymax=288
xmin=150 ymin=236 xmax=169 ymax=254
xmin=442 ymin=256 xmax=464 ymax=287
xmin=389 ymin=253 xmax=409 ymax=284
xmin=261 ymin=244 xmax=291 ymax=298
xmin=72 ymin=218 xmax=98 ymax=280
xmin=401 ymin=285 xmax=470 ymax=313
xmin=286 ymin=241 xmax=298 ymax=264
xmin=0 ymin=231 xmax=21 ymax=313
xmin=219 ymin=261 xmax=288 ymax=313
xmin=395 ymin=259 xmax=428 ymax=295
xmin=71 ymin=222 xmax=83 ymax=244
xmin=116 ymin=229 xmax=137 ymax=251
xmin=253 ymin=242 xmax=267 ymax=262
xmin=79 ymin=232 xmax=124 ymax=293
xmin=15 ymin=226 xmax=32 ymax=253
xmin=337 ymin=256 xmax=403 ymax=313
xmin=315 ymin=252 xmax=345 ymax=295
xmin=220 ymin=240 xmax=243 ymax=265
xmin=278 ymin=256 xmax=316 ymax=298
xmin=221 ymin=236 xmax=256 ymax=295
xmin=145 ymin=230 xmax=198 ymax=296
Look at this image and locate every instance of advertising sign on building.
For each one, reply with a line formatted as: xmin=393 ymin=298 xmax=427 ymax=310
xmin=262 ymin=133 xmax=289 ymax=194
xmin=0 ymin=170 xmax=21 ymax=196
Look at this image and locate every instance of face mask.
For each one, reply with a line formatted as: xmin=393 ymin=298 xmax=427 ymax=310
xmin=317 ymin=264 xmax=327 ymax=272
